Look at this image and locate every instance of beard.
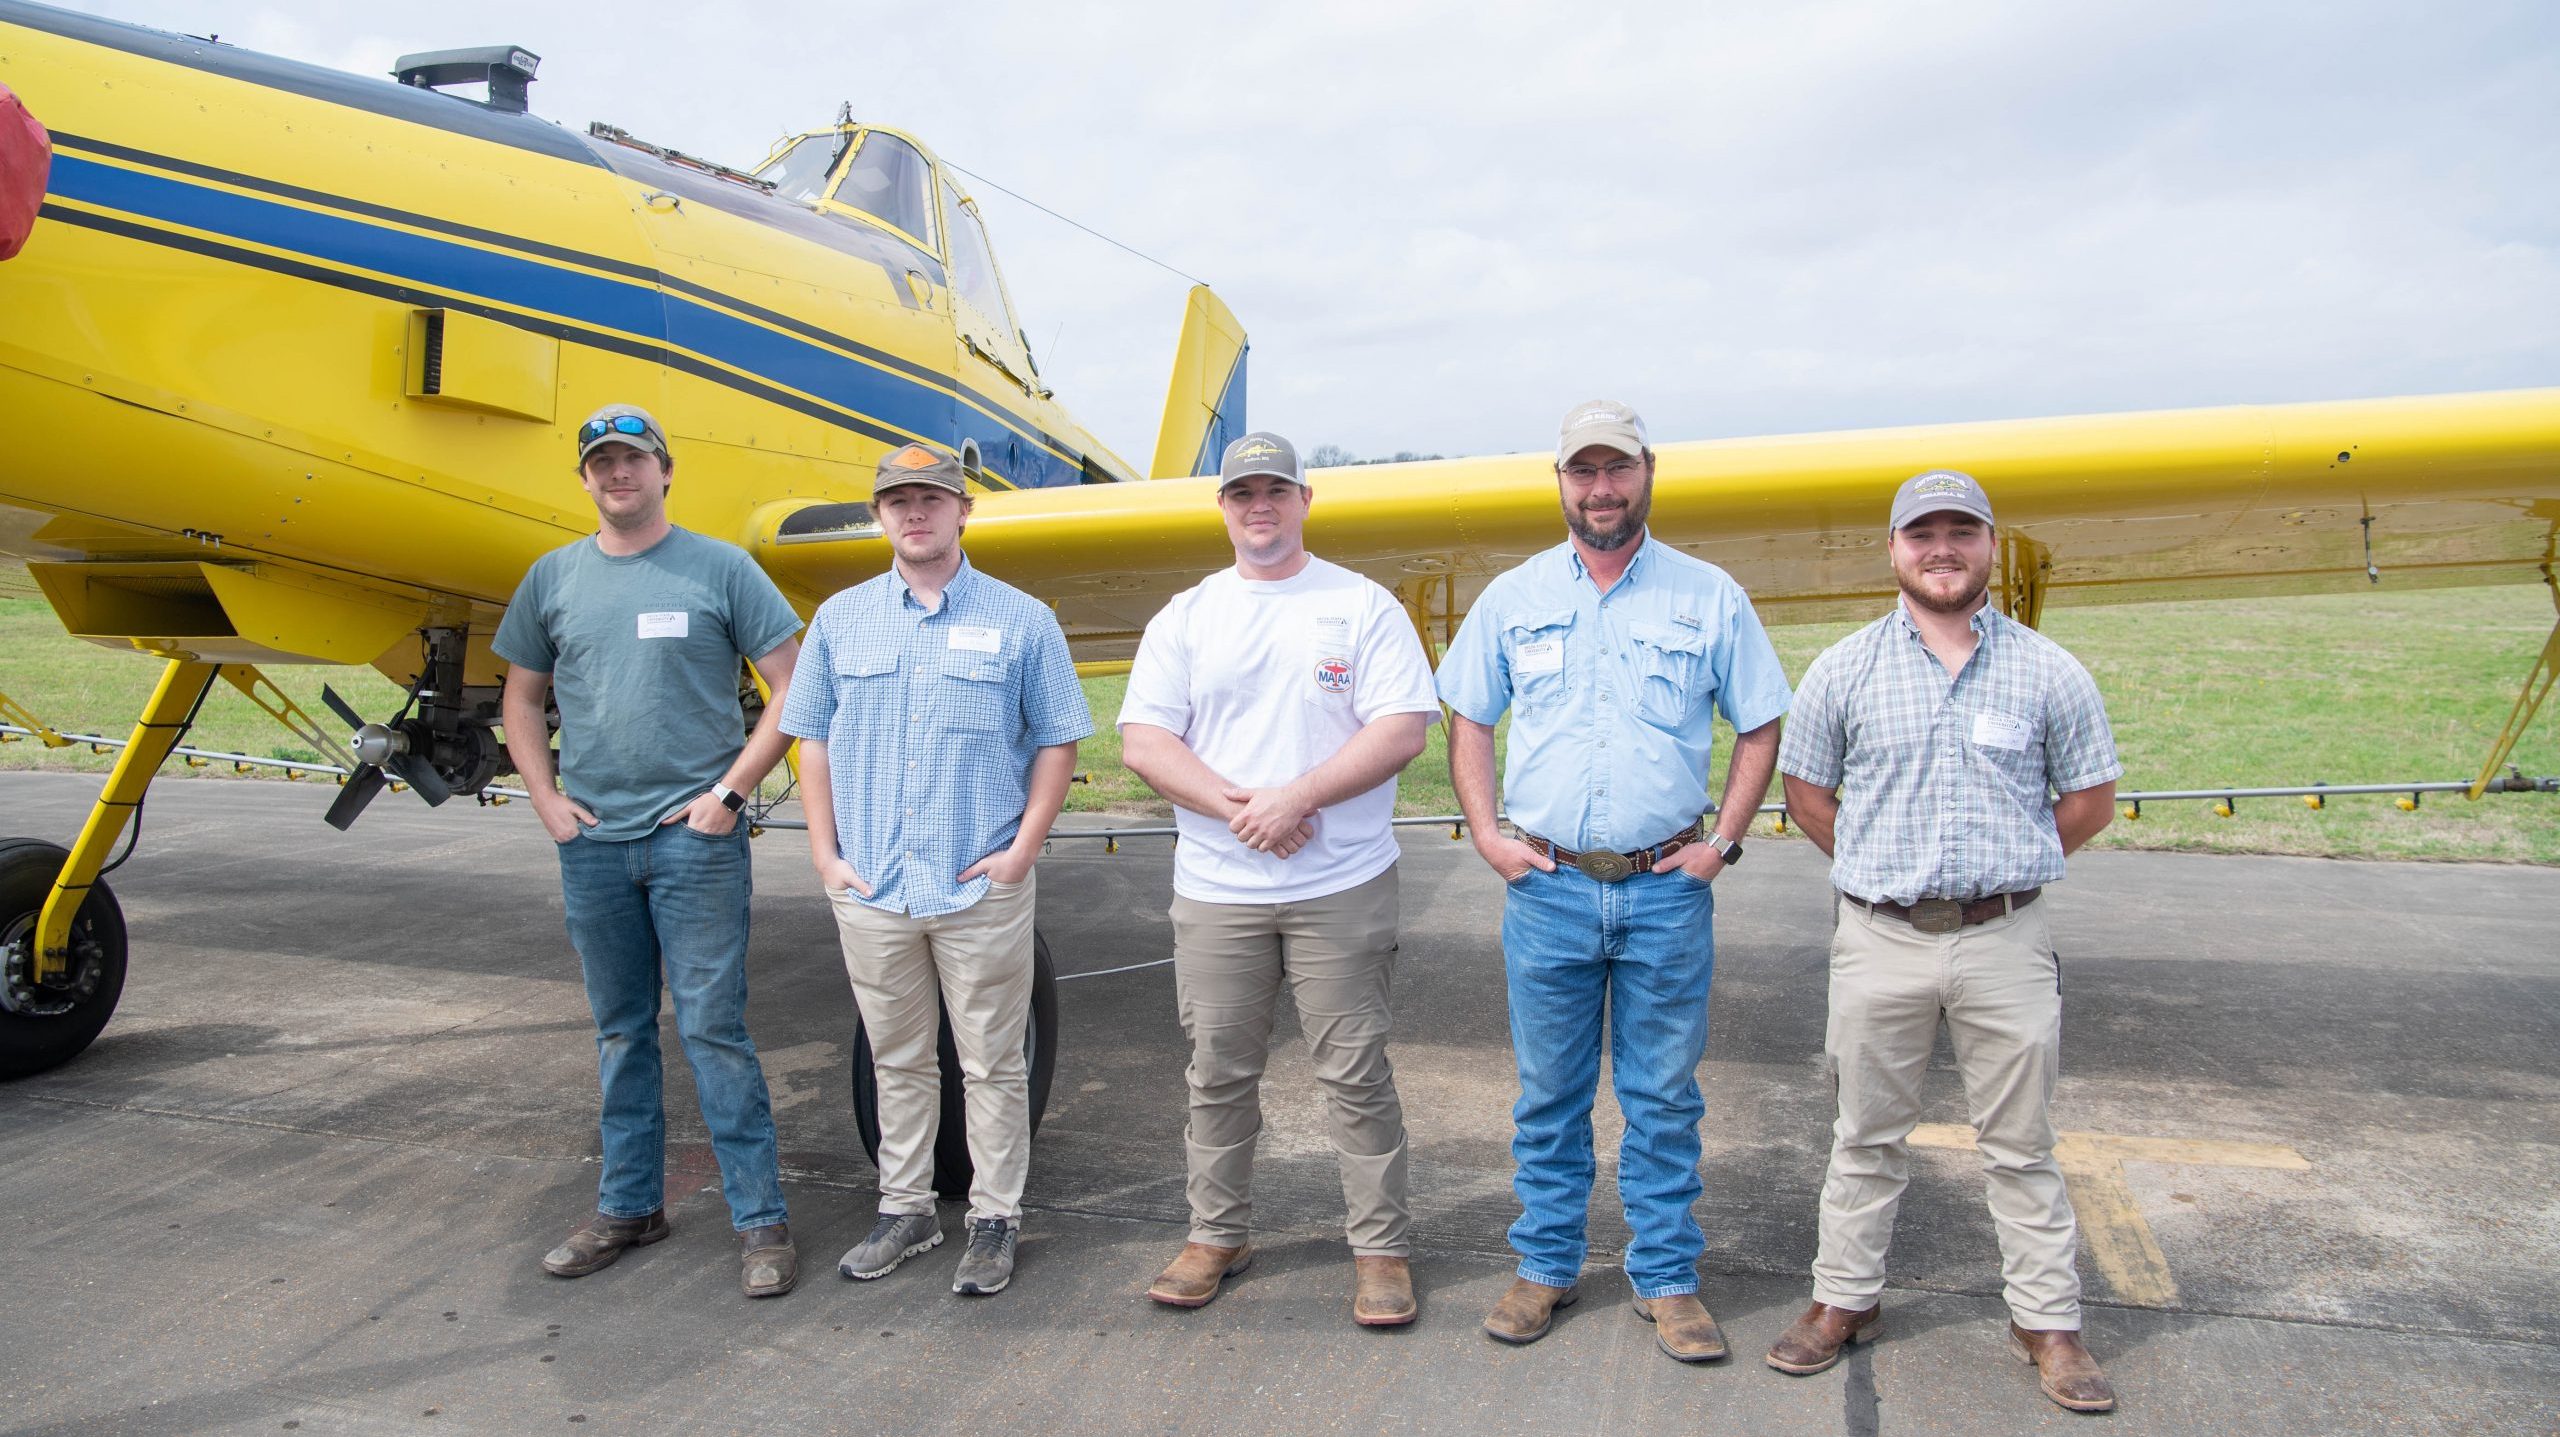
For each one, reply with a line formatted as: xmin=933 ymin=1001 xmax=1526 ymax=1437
xmin=1895 ymin=557 xmax=1991 ymax=615
xmin=1565 ymin=478 xmax=1653 ymax=552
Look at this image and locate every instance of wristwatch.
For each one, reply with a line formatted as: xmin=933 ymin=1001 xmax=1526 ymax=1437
xmin=1707 ymin=833 xmax=1743 ymax=865
xmin=711 ymin=783 xmax=747 ymax=813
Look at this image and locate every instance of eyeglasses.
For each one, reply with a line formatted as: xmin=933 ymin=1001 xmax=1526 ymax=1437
xmin=1559 ymin=458 xmax=1643 ymax=483
xmin=579 ymin=414 xmax=657 ymax=446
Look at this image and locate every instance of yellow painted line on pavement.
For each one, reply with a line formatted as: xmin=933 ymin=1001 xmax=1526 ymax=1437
xmin=1909 ymin=1123 xmax=2311 ymax=1309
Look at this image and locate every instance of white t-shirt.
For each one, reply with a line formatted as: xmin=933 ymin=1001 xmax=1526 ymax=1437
xmin=1118 ymin=556 xmax=1442 ymax=904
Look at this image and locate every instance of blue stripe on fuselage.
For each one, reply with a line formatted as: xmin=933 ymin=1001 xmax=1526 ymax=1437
xmin=44 ymin=154 xmax=1083 ymax=488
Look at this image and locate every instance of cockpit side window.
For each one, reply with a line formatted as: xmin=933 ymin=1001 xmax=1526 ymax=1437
xmin=755 ymin=133 xmax=842 ymax=207
xmin=941 ymin=178 xmax=1017 ymax=337
xmin=833 ymin=132 xmax=936 ymax=252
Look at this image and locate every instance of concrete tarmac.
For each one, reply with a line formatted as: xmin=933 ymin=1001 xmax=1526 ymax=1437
xmin=0 ymin=771 xmax=2554 ymax=1435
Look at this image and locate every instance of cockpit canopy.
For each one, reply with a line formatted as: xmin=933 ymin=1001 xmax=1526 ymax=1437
xmin=755 ymin=123 xmax=1037 ymax=389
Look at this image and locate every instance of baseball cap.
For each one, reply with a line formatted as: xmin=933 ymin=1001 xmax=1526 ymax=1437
xmin=1555 ymin=400 xmax=1648 ymax=464
xmin=868 ymin=441 xmax=968 ymax=498
xmin=575 ymin=403 xmax=669 ymax=463
xmin=1218 ymin=432 xmax=1304 ymax=491
xmin=1889 ymin=470 xmax=1996 ymax=530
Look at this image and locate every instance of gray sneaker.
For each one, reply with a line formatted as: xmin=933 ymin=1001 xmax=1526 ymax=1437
xmin=838 ymin=1211 xmax=941 ymax=1280
xmin=951 ymin=1217 xmax=1018 ymax=1296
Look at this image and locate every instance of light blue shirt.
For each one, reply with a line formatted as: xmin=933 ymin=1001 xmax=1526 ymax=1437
xmin=778 ymin=555 xmax=1092 ymax=918
xmin=1778 ymin=598 xmax=2121 ymax=904
xmin=1437 ymin=537 xmax=1793 ymax=852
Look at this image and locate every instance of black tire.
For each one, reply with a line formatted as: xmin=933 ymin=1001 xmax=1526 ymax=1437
xmin=0 ymin=838 xmax=129 ymax=1080
xmin=849 ymin=928 xmax=1059 ymax=1200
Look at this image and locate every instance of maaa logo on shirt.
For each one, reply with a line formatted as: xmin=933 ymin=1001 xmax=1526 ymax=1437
xmin=1314 ymin=657 xmax=1354 ymax=694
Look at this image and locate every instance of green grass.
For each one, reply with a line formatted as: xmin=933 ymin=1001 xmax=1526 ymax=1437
xmin=4 ymin=562 xmax=2553 ymax=862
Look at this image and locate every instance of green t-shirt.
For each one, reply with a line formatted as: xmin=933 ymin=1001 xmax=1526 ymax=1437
xmin=493 ymin=527 xmax=804 ymax=842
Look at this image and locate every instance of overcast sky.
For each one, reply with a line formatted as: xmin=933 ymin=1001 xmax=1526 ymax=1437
xmin=55 ymin=1 xmax=2560 ymax=466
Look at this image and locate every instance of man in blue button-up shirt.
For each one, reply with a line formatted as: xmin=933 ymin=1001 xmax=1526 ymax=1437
xmin=779 ymin=441 xmax=1092 ymax=1300
xmin=1439 ymin=400 xmax=1791 ymax=1361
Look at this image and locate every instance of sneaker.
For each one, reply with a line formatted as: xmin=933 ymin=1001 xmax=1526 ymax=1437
xmin=951 ymin=1217 xmax=1018 ymax=1296
xmin=838 ymin=1211 xmax=941 ymax=1280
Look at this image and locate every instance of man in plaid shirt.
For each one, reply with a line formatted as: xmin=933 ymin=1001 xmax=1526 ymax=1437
xmin=1770 ymin=470 xmax=2123 ymax=1414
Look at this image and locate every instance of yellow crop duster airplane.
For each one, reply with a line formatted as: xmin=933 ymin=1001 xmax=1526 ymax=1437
xmin=2 ymin=2 xmax=2556 ymax=1178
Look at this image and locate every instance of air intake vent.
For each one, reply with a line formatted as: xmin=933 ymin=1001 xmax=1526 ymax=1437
xmin=417 ymin=310 xmax=445 ymax=395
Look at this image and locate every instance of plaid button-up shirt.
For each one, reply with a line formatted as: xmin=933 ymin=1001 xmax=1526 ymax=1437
xmin=779 ymin=555 xmax=1092 ymax=918
xmin=1779 ymin=598 xmax=2121 ymax=905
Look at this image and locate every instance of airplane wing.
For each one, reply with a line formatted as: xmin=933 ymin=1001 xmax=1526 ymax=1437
xmin=755 ymin=386 xmax=2560 ymax=656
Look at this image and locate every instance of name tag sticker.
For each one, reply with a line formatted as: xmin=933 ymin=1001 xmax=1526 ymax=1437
xmin=1971 ymin=712 xmax=2033 ymax=751
xmin=1515 ymin=638 xmax=1565 ymax=675
xmin=636 ymin=611 xmax=688 ymax=640
xmin=947 ymin=625 xmax=1001 ymax=654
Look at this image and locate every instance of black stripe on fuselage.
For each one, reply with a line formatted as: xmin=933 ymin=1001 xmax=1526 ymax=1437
xmin=44 ymin=131 xmax=1098 ymax=476
xmin=36 ymin=200 xmax=919 ymax=454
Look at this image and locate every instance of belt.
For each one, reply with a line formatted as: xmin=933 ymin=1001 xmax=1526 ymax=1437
xmin=1523 ymin=822 xmax=1703 ymax=884
xmin=1851 ymin=887 xmax=2041 ymax=935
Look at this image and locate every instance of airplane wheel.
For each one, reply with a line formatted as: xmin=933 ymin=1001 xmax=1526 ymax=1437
xmin=848 ymin=928 xmax=1059 ymax=1201
xmin=0 ymin=839 xmax=129 ymax=1080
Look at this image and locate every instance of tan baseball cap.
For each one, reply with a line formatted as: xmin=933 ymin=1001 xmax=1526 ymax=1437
xmin=1556 ymin=400 xmax=1648 ymax=464
xmin=869 ymin=441 xmax=968 ymax=499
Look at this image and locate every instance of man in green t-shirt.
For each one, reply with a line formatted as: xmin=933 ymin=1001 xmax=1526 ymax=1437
xmin=494 ymin=404 xmax=805 ymax=1298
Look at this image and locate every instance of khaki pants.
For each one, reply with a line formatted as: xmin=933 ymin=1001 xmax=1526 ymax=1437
xmin=1811 ymin=895 xmax=2083 ymax=1329
xmin=827 ymin=874 xmax=1037 ymax=1222
xmin=1168 ymin=864 xmax=1411 ymax=1257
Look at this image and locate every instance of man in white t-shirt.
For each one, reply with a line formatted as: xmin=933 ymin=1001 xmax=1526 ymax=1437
xmin=1119 ymin=432 xmax=1442 ymax=1328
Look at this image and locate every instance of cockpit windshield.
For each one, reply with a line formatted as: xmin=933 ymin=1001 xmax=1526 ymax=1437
xmin=833 ymin=131 xmax=937 ymax=251
xmin=755 ymin=133 xmax=841 ymax=206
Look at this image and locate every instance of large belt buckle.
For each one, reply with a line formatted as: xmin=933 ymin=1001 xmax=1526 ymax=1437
xmin=1575 ymin=849 xmax=1633 ymax=883
xmin=1907 ymin=898 xmax=1963 ymax=934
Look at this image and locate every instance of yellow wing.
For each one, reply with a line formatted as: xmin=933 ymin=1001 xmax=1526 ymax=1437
xmin=757 ymin=386 xmax=2560 ymax=655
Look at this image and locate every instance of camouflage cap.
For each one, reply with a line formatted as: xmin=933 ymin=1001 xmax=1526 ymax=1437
xmin=575 ymin=403 xmax=670 ymax=463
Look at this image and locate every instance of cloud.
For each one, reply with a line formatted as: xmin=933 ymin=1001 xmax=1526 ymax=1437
xmin=56 ymin=0 xmax=2560 ymax=463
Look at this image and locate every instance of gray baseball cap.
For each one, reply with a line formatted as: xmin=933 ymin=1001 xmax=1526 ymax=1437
xmin=868 ymin=441 xmax=969 ymax=499
xmin=1889 ymin=469 xmax=1996 ymax=530
xmin=1218 ymin=432 xmax=1304 ymax=490
xmin=1556 ymin=400 xmax=1649 ymax=464
xmin=576 ymin=403 xmax=670 ymax=463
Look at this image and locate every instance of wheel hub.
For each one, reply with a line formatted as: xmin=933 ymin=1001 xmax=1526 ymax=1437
xmin=0 ymin=911 xmax=102 ymax=1017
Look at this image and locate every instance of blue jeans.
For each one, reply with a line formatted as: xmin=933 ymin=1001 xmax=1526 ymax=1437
xmin=556 ymin=823 xmax=787 ymax=1231
xmin=1500 ymin=864 xmax=1717 ymax=1298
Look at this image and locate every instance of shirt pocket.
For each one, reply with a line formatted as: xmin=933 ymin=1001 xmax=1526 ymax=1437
xmin=939 ymin=651 xmax=1015 ymax=733
xmin=1502 ymin=609 xmax=1577 ymax=711
xmin=1627 ymin=621 xmax=1713 ymax=728
xmin=833 ymin=649 xmax=898 ymax=710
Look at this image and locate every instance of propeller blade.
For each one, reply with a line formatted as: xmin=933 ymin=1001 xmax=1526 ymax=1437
xmin=387 ymin=750 xmax=454 ymax=807
xmin=319 ymin=684 xmax=367 ymax=734
xmin=323 ymin=765 xmax=388 ymax=831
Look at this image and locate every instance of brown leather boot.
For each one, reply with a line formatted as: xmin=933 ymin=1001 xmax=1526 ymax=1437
xmin=541 ymin=1209 xmax=669 ymax=1278
xmin=1352 ymin=1255 xmax=1417 ymax=1327
xmin=1481 ymin=1276 xmax=1578 ymax=1344
xmin=1766 ymin=1301 xmax=1881 ymax=1374
xmin=2009 ymin=1323 xmax=2118 ymax=1413
xmin=1147 ymin=1242 xmax=1252 ymax=1308
xmin=1631 ymin=1292 xmax=1729 ymax=1362
xmin=739 ymin=1222 xmax=797 ymax=1299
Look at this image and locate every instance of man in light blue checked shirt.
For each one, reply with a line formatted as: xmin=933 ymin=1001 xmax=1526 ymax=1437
xmin=778 ymin=441 xmax=1091 ymax=1300
xmin=1768 ymin=469 xmax=2122 ymax=1414
xmin=1439 ymin=399 xmax=1791 ymax=1363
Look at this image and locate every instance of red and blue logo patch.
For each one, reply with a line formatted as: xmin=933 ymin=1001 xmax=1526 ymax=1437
xmin=1314 ymin=657 xmax=1354 ymax=694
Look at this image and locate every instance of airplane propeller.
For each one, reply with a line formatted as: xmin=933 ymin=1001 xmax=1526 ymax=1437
xmin=319 ymin=682 xmax=454 ymax=830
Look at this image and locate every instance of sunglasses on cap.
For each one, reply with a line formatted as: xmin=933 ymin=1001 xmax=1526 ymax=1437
xmin=578 ymin=414 xmax=658 ymax=445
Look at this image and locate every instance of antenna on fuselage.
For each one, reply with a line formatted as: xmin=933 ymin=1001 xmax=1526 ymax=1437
xmin=393 ymin=46 xmax=542 ymax=115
